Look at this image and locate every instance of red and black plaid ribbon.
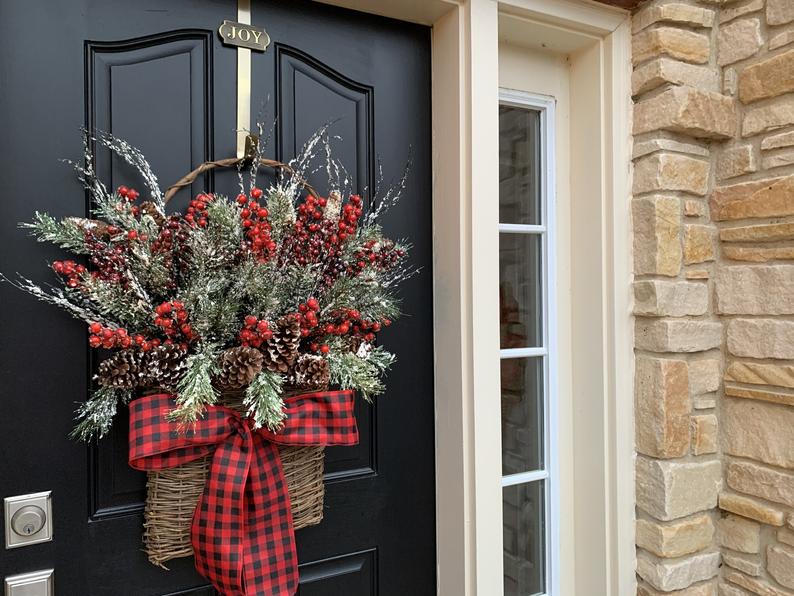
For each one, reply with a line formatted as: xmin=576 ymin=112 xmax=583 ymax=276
xmin=128 ymin=390 xmax=358 ymax=596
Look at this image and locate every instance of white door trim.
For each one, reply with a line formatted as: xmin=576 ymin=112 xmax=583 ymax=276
xmin=313 ymin=1 xmax=634 ymax=594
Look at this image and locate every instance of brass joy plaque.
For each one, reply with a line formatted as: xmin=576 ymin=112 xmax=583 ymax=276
xmin=218 ymin=20 xmax=270 ymax=52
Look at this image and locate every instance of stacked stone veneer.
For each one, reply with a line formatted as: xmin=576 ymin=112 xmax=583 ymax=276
xmin=631 ymin=1 xmax=794 ymax=594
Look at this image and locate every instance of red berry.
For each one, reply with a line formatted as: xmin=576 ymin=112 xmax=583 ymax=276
xmin=310 ymin=342 xmax=319 ymax=352
xmin=89 ymin=322 xmax=102 ymax=334
xmin=127 ymin=230 xmax=138 ymax=240
xmin=256 ymin=320 xmax=269 ymax=333
xmin=307 ymin=298 xmax=319 ymax=311
xmin=320 ymin=344 xmax=330 ymax=354
xmin=117 ymin=185 xmax=129 ymax=197
xmin=251 ymin=187 xmax=263 ymax=199
xmin=127 ymin=189 xmax=140 ymax=201
xmin=338 ymin=323 xmax=350 ymax=334
xmin=383 ymin=319 xmax=392 ymax=327
xmin=298 ymin=303 xmax=308 ymax=313
xmin=236 ymin=194 xmax=248 ymax=204
xmin=244 ymin=315 xmax=257 ymax=328
xmin=88 ymin=335 xmax=101 ymax=348
xmin=257 ymin=209 xmax=268 ymax=218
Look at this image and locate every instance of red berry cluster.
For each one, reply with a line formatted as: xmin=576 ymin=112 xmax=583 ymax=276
xmin=153 ymin=300 xmax=195 ymax=343
xmin=347 ymin=239 xmax=405 ymax=276
xmin=52 ymin=260 xmax=86 ymax=288
xmin=292 ymin=194 xmax=362 ymax=267
xmin=84 ymin=232 xmax=131 ymax=287
xmin=238 ymin=188 xmax=276 ymax=261
xmin=88 ymin=322 xmax=132 ymax=349
xmin=185 ymin=193 xmax=213 ymax=227
xmin=311 ymin=307 xmax=391 ymax=346
xmin=117 ymin=186 xmax=140 ymax=202
xmin=238 ymin=314 xmax=273 ymax=347
xmin=295 ymin=297 xmax=321 ymax=337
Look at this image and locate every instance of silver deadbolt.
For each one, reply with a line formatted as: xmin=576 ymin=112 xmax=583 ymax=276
xmin=11 ymin=505 xmax=46 ymax=537
xmin=4 ymin=491 xmax=53 ymax=548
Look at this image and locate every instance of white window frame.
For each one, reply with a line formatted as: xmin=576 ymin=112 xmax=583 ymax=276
xmin=498 ymin=89 xmax=559 ymax=596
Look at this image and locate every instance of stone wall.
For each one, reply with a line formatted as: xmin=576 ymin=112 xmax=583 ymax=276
xmin=631 ymin=1 xmax=794 ymax=594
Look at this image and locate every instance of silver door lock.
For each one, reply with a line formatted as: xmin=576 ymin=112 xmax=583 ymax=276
xmin=11 ymin=505 xmax=46 ymax=536
xmin=4 ymin=492 xmax=52 ymax=549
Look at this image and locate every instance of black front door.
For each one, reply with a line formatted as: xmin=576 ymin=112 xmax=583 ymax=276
xmin=0 ymin=1 xmax=434 ymax=594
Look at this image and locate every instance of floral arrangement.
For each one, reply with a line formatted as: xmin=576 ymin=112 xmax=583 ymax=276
xmin=5 ymin=129 xmax=413 ymax=441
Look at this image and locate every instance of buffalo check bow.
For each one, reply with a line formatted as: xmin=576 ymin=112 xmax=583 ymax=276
xmin=129 ymin=390 xmax=358 ymax=596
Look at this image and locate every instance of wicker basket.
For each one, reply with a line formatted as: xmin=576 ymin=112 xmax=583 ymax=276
xmin=142 ymin=390 xmax=326 ymax=567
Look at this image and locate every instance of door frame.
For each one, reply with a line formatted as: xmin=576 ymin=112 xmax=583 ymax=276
xmin=318 ymin=1 xmax=634 ymax=594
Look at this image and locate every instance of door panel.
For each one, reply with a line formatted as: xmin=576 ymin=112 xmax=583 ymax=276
xmin=0 ymin=1 xmax=433 ymax=594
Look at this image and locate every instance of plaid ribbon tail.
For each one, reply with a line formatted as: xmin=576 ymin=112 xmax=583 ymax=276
xmin=129 ymin=390 xmax=358 ymax=596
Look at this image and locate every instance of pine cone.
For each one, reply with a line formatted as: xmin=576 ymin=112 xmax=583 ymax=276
xmin=288 ymin=354 xmax=330 ymax=392
xmin=215 ymin=346 xmax=264 ymax=390
xmin=96 ymin=350 xmax=144 ymax=388
xmin=262 ymin=316 xmax=301 ymax=373
xmin=139 ymin=201 xmax=167 ymax=227
xmin=143 ymin=344 xmax=187 ymax=391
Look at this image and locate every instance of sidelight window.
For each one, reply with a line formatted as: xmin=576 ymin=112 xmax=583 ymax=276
xmin=499 ymin=90 xmax=557 ymax=596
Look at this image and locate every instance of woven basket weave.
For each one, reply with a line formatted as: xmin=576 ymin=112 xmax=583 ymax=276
xmin=142 ymin=390 xmax=325 ymax=567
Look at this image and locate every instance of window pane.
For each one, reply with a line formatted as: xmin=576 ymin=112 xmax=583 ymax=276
xmin=499 ymin=105 xmax=541 ymax=225
xmin=501 ymin=357 xmax=544 ymax=475
xmin=500 ymin=233 xmax=543 ymax=349
xmin=504 ymin=482 xmax=546 ymax=596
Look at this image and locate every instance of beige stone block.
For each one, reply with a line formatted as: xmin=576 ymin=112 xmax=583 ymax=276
xmin=633 ymin=3 xmax=715 ymax=33
xmin=725 ymin=361 xmax=794 ymax=389
xmin=684 ymin=199 xmax=706 ymax=217
xmin=690 ymin=360 xmax=720 ymax=395
xmin=719 ymin=492 xmax=785 ymax=526
xmin=762 ymin=130 xmax=794 ymax=151
xmin=762 ymin=149 xmax=794 ymax=170
xmin=717 ymin=145 xmax=757 ymax=180
xmin=632 ymin=152 xmax=709 ymax=194
xmin=718 ymin=18 xmax=764 ymax=66
xmin=687 ymin=270 xmax=710 ymax=280
xmin=684 ymin=225 xmax=716 ymax=264
xmin=717 ymin=266 xmax=794 ymax=315
xmin=723 ymin=246 xmax=794 ymax=263
xmin=637 ymin=514 xmax=714 ymax=558
xmin=639 ymin=580 xmax=718 ymax=596
xmin=694 ymin=394 xmax=718 ymax=410
xmin=723 ymin=398 xmax=794 ymax=469
xmin=767 ymin=545 xmax=794 ymax=589
xmin=633 ymin=196 xmax=682 ymax=276
xmin=718 ymin=513 xmax=761 ymax=554
xmin=634 ymin=280 xmax=709 ymax=317
xmin=789 ymin=514 xmax=794 ymax=531
xmin=727 ymin=460 xmax=794 ymax=508
xmin=739 ymin=48 xmax=794 ymax=104
xmin=711 ymin=175 xmax=794 ymax=221
xmin=725 ymin=570 xmax=793 ymax=596
xmin=779 ymin=528 xmax=794 ymax=547
xmin=636 ymin=319 xmax=722 ymax=353
xmin=634 ymin=133 xmax=710 ymax=159
xmin=727 ymin=319 xmax=794 ymax=359
xmin=692 ymin=415 xmax=718 ymax=455
xmin=720 ymin=0 xmax=764 ymax=23
xmin=726 ymin=366 xmax=794 ymax=395
xmin=768 ymin=0 xmax=794 ymax=26
xmin=720 ymin=222 xmax=794 ymax=243
xmin=637 ymin=551 xmax=720 ymax=592
xmin=637 ymin=456 xmax=722 ymax=520
xmin=725 ymin=384 xmax=794 ymax=407
xmin=722 ymin=552 xmax=763 ymax=576
xmin=743 ymin=96 xmax=794 ymax=137
xmin=635 ymin=357 xmax=692 ymax=458
xmin=633 ymin=58 xmax=720 ymax=96
xmin=633 ymin=27 xmax=711 ymax=65
xmin=770 ymin=27 xmax=794 ymax=51
xmin=634 ymin=87 xmax=737 ymax=139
